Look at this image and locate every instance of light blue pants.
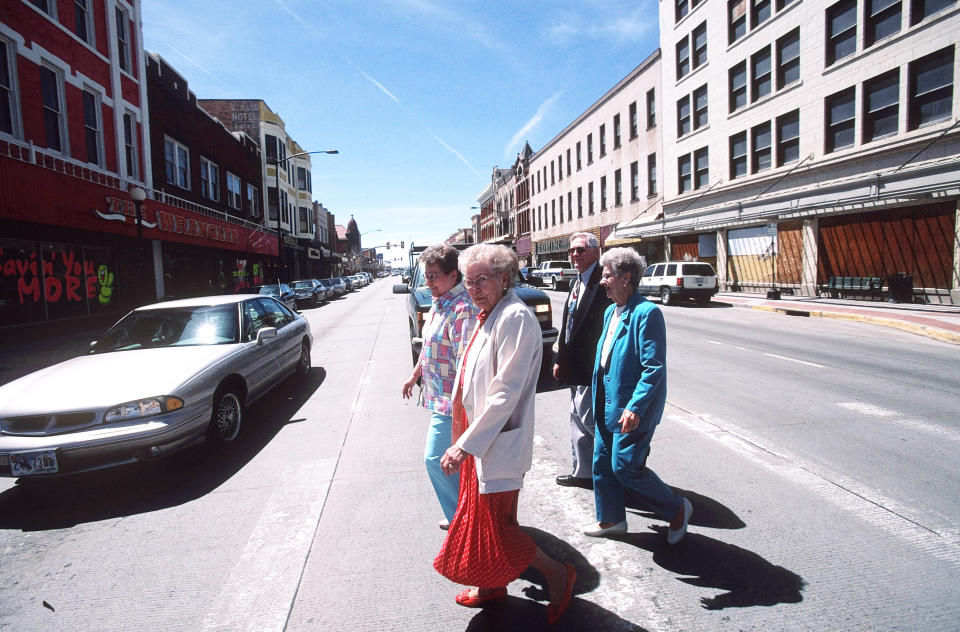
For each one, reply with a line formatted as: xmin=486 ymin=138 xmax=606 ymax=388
xmin=424 ymin=411 xmax=459 ymax=522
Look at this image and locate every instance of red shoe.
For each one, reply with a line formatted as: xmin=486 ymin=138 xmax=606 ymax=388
xmin=547 ymin=563 xmax=577 ymax=624
xmin=455 ymin=587 xmax=507 ymax=608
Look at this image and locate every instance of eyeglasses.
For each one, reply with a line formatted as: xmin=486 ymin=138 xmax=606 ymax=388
xmin=567 ymin=246 xmax=587 ymax=255
xmin=463 ymin=275 xmax=491 ymax=289
xmin=424 ymin=271 xmax=450 ymax=281
xmin=600 ymin=271 xmax=621 ymax=281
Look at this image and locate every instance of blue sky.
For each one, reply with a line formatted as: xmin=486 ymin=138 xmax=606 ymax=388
xmin=141 ymin=0 xmax=660 ymax=266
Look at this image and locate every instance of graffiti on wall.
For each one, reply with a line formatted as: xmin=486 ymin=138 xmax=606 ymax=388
xmin=0 ymin=247 xmax=110 ymax=304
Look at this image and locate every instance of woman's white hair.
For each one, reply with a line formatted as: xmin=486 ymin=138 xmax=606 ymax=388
xmin=599 ymin=247 xmax=644 ymax=290
xmin=459 ymin=244 xmax=519 ymax=288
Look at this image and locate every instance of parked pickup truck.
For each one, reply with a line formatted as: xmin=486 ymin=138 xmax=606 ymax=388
xmin=529 ymin=260 xmax=578 ymax=290
xmin=392 ymin=245 xmax=559 ymax=390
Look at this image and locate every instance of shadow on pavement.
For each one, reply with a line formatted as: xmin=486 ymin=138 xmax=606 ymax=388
xmin=461 ymin=527 xmax=649 ymax=631
xmin=626 ymin=487 xmax=747 ymax=530
xmin=0 ymin=367 xmax=326 ymax=531
xmin=621 ymin=526 xmax=805 ymax=610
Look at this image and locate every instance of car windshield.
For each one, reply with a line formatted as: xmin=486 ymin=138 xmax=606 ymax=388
xmin=318 ymin=279 xmax=333 ymax=287
xmin=292 ymin=281 xmax=313 ymax=290
xmin=92 ymin=304 xmax=240 ymax=352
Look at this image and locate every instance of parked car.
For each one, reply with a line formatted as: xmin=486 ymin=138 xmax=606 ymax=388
xmin=529 ymin=260 xmax=578 ymax=290
xmin=291 ymin=279 xmax=328 ymax=307
xmin=252 ymin=283 xmax=297 ymax=311
xmin=393 ymin=246 xmax=559 ymax=388
xmin=350 ymin=274 xmax=367 ymax=288
xmin=319 ymin=277 xmax=344 ymax=298
xmin=0 ymin=295 xmax=313 ymax=478
xmin=638 ymin=261 xmax=719 ymax=305
xmin=519 ymin=266 xmax=543 ymax=286
xmin=338 ymin=276 xmax=356 ymax=292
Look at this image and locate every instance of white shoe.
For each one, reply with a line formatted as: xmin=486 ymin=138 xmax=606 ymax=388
xmin=439 ymin=518 xmax=450 ymax=531
xmin=667 ymin=497 xmax=693 ymax=544
xmin=582 ymin=520 xmax=628 ymax=537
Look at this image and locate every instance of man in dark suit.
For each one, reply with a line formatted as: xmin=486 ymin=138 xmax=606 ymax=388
xmin=553 ymin=232 xmax=611 ymax=489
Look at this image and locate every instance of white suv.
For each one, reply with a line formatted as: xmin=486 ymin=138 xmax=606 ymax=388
xmin=638 ymin=261 xmax=718 ymax=305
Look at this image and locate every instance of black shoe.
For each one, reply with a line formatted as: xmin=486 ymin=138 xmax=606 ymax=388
xmin=555 ymin=475 xmax=593 ymax=489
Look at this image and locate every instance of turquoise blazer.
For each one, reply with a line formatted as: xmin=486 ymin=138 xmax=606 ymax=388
xmin=592 ymin=291 xmax=667 ymax=433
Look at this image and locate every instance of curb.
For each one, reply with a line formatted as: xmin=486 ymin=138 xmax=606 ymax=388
xmin=745 ymin=304 xmax=960 ymax=345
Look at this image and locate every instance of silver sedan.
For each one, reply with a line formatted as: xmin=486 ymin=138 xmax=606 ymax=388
xmin=0 ymin=294 xmax=313 ymax=478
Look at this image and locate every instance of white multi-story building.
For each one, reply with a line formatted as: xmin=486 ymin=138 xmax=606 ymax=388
xmin=528 ymin=50 xmax=664 ymax=263
xmin=612 ymin=0 xmax=959 ymax=302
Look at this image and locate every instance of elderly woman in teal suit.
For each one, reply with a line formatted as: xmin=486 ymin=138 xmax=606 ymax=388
xmin=582 ymin=247 xmax=693 ymax=543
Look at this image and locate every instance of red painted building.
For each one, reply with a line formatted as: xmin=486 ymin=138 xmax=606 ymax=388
xmin=0 ymin=1 xmax=276 ymax=327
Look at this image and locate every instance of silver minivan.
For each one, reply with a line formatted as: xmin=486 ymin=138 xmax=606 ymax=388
xmin=638 ymin=261 xmax=718 ymax=305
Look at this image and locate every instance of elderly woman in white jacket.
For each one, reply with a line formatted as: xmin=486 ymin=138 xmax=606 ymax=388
xmin=433 ymin=244 xmax=576 ymax=624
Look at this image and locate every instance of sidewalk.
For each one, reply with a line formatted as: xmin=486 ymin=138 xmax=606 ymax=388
xmin=715 ymin=291 xmax=960 ymax=345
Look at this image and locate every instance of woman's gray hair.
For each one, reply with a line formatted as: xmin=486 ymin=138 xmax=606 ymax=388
xmin=459 ymin=244 xmax=519 ymax=288
xmin=569 ymin=232 xmax=599 ymax=249
xmin=599 ymin=247 xmax=644 ymax=290
xmin=419 ymin=243 xmax=461 ymax=280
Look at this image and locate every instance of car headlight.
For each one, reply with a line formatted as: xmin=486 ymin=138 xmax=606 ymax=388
xmin=105 ymin=396 xmax=184 ymax=423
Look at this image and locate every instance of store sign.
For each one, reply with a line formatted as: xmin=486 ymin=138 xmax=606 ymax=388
xmin=307 ymin=247 xmax=322 ymax=259
xmin=535 ymin=236 xmax=570 ymax=255
xmin=154 ymin=210 xmax=238 ymax=245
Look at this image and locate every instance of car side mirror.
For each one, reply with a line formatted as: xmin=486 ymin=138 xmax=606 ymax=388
xmin=256 ymin=326 xmax=278 ymax=344
xmin=392 ymin=284 xmax=411 ymax=294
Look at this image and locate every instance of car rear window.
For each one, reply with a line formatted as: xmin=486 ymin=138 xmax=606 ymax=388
xmin=683 ymin=263 xmax=716 ymax=276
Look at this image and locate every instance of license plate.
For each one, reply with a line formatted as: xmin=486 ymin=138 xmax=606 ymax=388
xmin=9 ymin=450 xmax=59 ymax=476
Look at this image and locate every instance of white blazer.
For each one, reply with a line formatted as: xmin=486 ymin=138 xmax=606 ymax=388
xmin=454 ymin=290 xmax=542 ymax=493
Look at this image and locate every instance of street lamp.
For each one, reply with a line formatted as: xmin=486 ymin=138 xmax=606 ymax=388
xmin=129 ymin=185 xmax=147 ymax=303
xmin=271 ymin=149 xmax=338 ymax=283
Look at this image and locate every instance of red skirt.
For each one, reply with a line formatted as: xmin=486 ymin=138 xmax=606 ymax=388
xmin=433 ymin=454 xmax=537 ymax=588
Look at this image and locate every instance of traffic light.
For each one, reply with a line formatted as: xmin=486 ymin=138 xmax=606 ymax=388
xmin=386 ymin=241 xmax=390 ymax=248
xmin=400 ymin=241 xmax=404 ymax=249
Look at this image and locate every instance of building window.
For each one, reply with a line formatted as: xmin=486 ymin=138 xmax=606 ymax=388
xmin=588 ymin=182 xmax=595 ymax=214
xmin=678 ymin=154 xmax=692 ymax=193
xmin=122 ymin=111 xmax=137 ymax=178
xmin=729 ymin=0 xmax=747 ymax=44
xmin=200 ymin=157 xmax=220 ymax=201
xmin=115 ymin=5 xmax=132 ymax=73
xmin=599 ymin=176 xmax=607 ymax=211
xmin=576 ymin=142 xmax=582 ymax=170
xmin=911 ymin=0 xmax=957 ymax=24
xmin=677 ymin=37 xmax=690 ymax=79
xmin=558 ymin=155 xmax=563 ymax=180
xmin=297 ymin=166 xmax=308 ymax=190
xmin=908 ymin=46 xmax=954 ymax=129
xmin=752 ymin=0 xmax=771 ymax=27
xmin=577 ymin=187 xmax=583 ymax=217
xmin=693 ymin=84 xmax=708 ymax=129
xmin=299 ymin=207 xmax=310 ymax=233
xmin=559 ymin=196 xmax=564 ymax=223
xmin=29 ymin=0 xmax=56 ymax=16
xmin=774 ymin=33 xmax=799 ymax=93
xmin=694 ymin=147 xmax=709 ymax=189
xmin=730 ymin=61 xmax=747 ymax=112
xmin=599 ymin=125 xmax=606 ymax=157
xmin=863 ymin=69 xmax=900 ymax=141
xmin=776 ymin=110 xmax=800 ymax=165
xmin=82 ymin=89 xmax=102 ymax=166
xmin=613 ymin=114 xmax=621 ymax=148
xmin=826 ymin=87 xmax=856 ymax=152
xmin=587 ymin=133 xmax=594 ymax=164
xmin=227 ymin=172 xmax=242 ymax=209
xmin=866 ymin=0 xmax=901 ymax=47
xmin=566 ymin=148 xmax=572 ymax=175
xmin=551 ymin=160 xmax=556 ymax=185
xmin=630 ymin=161 xmax=640 ymax=201
xmin=75 ymin=0 xmax=93 ymax=45
xmin=40 ymin=65 xmax=65 ymax=152
xmin=646 ymin=90 xmax=656 ymax=129
xmin=827 ymin=0 xmax=858 ymax=67
xmin=647 ymin=154 xmax=658 ymax=196
xmin=567 ymin=192 xmax=573 ymax=221
xmin=0 ymin=40 xmax=17 ymax=136
xmin=730 ymin=131 xmax=748 ymax=179
xmin=693 ymin=22 xmax=708 ymax=69
xmin=615 ymin=169 xmax=623 ymax=206
xmin=752 ymin=121 xmax=772 ymax=172
xmin=677 ymin=95 xmax=691 ymax=137
xmin=752 ymin=46 xmax=772 ymax=102
xmin=677 ymin=0 xmax=689 ymax=21
xmin=165 ymin=137 xmax=189 ymax=188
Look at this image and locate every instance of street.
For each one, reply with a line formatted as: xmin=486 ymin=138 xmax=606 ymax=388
xmin=1 ymin=280 xmax=958 ymax=631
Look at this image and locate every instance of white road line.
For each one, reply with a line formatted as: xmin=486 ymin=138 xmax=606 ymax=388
xmin=763 ymin=352 xmax=825 ymax=368
xmin=837 ymin=402 xmax=960 ymax=443
xmin=707 ymin=340 xmax=723 ymax=345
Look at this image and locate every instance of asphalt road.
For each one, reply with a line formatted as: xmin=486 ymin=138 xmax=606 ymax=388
xmin=0 ymin=280 xmax=957 ymax=631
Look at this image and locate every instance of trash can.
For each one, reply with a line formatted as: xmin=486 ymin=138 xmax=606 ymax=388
xmin=886 ymin=273 xmax=913 ymax=303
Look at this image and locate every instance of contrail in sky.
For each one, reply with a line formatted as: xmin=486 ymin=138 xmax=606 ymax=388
xmin=504 ymin=92 xmax=562 ymax=160
xmin=432 ymin=133 xmax=481 ymax=177
xmin=167 ymin=44 xmax=227 ymax=85
xmin=275 ymin=0 xmax=322 ymax=34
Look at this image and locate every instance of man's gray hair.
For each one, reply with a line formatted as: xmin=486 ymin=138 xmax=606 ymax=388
xmin=599 ymin=247 xmax=644 ymax=291
xmin=459 ymin=244 xmax=519 ymax=288
xmin=569 ymin=232 xmax=600 ymax=249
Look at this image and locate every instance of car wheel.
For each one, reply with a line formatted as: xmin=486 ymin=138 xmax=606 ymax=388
xmin=296 ymin=342 xmax=311 ymax=377
xmin=696 ymin=296 xmax=709 ymax=305
xmin=208 ymin=386 xmax=243 ymax=444
xmin=660 ymin=287 xmax=673 ymax=305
